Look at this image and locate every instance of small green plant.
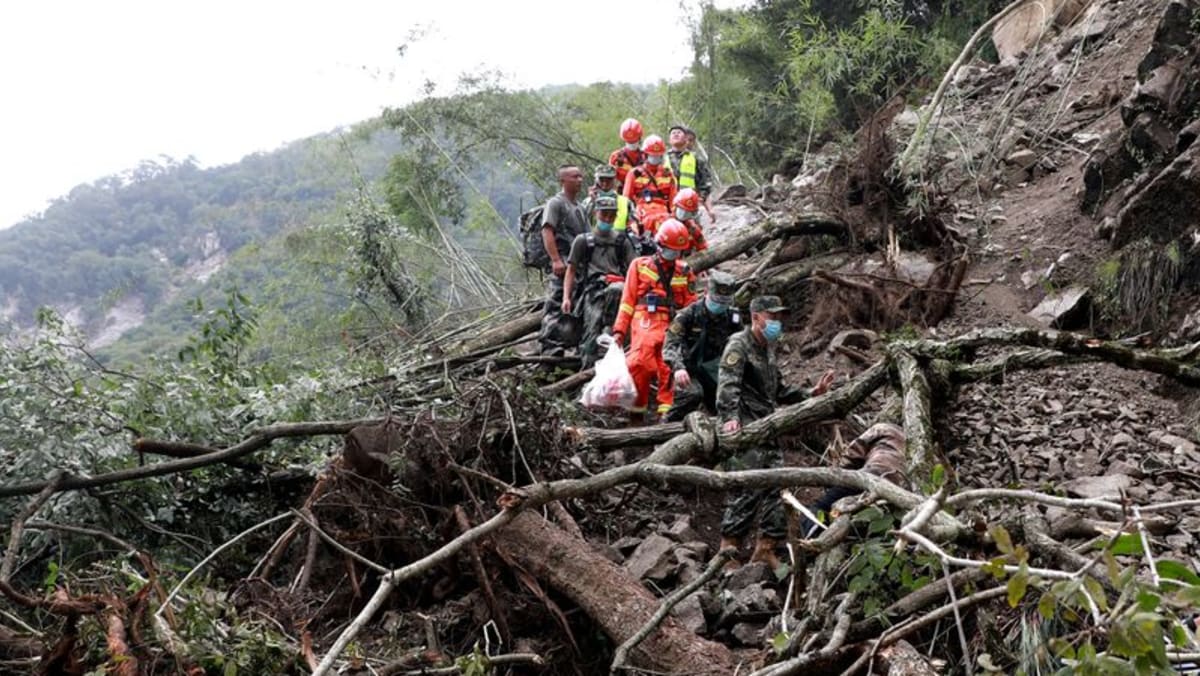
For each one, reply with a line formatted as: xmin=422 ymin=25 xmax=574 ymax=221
xmin=845 ymin=506 xmax=938 ymax=618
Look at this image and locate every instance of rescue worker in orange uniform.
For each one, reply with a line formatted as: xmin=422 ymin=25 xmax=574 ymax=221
xmin=608 ymin=118 xmax=646 ymax=186
xmin=612 ymin=219 xmax=697 ymax=422
xmin=623 ymin=134 xmax=677 ymax=239
xmin=672 ymin=188 xmax=708 ymax=255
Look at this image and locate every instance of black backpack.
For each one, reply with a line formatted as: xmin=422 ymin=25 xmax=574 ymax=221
xmin=519 ymin=204 xmax=549 ymax=270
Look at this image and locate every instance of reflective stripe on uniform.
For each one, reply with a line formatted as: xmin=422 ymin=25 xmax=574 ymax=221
xmin=637 ymin=265 xmax=659 ymax=281
xmin=619 ymin=302 xmax=635 ymax=315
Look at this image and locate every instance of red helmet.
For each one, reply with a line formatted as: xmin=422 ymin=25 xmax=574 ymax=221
xmin=655 ymin=219 xmax=691 ymax=251
xmin=620 ymin=118 xmax=643 ymax=144
xmin=642 ymin=134 xmax=666 ymax=155
xmin=674 ymin=188 xmax=701 ymax=213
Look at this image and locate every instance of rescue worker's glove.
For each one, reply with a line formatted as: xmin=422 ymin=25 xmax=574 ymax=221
xmin=611 ymin=332 xmax=625 ymax=348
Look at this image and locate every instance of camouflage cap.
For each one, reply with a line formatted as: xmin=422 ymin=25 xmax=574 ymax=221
xmin=750 ymin=295 xmax=787 ymax=313
xmin=707 ymin=270 xmax=737 ymax=298
xmin=594 ymin=164 xmax=617 ymax=179
xmin=594 ymin=194 xmax=619 ymax=211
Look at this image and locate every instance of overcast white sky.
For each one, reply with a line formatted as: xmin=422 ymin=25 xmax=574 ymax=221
xmin=1 ymin=0 xmax=738 ymax=229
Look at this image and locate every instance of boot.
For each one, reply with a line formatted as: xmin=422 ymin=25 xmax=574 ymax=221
xmin=749 ymin=536 xmax=782 ymax=571
xmin=718 ymin=536 xmax=742 ymax=572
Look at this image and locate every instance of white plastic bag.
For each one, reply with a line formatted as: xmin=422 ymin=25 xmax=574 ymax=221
xmin=580 ymin=340 xmax=637 ymax=411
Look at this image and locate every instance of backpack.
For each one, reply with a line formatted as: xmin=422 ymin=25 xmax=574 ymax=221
xmin=583 ymin=233 xmax=632 ymax=276
xmin=519 ymin=204 xmax=549 ymax=270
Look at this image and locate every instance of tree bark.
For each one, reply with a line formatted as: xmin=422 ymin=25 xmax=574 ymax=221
xmin=687 ymin=212 xmax=847 ymax=273
xmin=895 ymin=351 xmax=937 ymax=481
xmin=453 ymin=312 xmax=542 ymax=357
xmin=901 ymin=329 xmax=1200 ymax=386
xmin=571 ymin=359 xmax=889 ymax=451
xmin=497 ymin=511 xmax=736 ymax=675
xmin=736 ymin=252 xmax=855 ymax=306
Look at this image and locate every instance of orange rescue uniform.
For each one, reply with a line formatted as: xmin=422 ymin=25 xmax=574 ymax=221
xmin=613 ymin=254 xmax=697 ymax=416
xmin=680 ymin=218 xmax=708 ymax=255
xmin=623 ymin=165 xmax=677 ymax=237
xmin=609 ymin=147 xmax=646 ymax=186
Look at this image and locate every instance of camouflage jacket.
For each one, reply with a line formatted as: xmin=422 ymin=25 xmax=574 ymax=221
xmin=662 ymin=301 xmax=743 ymax=374
xmin=716 ymin=327 xmax=808 ymax=424
xmin=840 ymin=422 xmax=908 ymax=487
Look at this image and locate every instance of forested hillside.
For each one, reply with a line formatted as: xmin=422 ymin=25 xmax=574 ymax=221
xmin=0 ymin=128 xmax=397 ymax=333
xmin=4 ymin=1 xmax=1200 ymax=675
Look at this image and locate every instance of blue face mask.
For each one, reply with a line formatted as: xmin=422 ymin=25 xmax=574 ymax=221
xmin=763 ymin=319 xmax=783 ymax=342
xmin=659 ymin=248 xmax=679 ymax=261
xmin=596 ymin=220 xmax=614 ymax=232
xmin=675 ymin=207 xmax=698 ymax=221
xmin=647 ymin=155 xmax=664 ymax=166
xmin=705 ymin=298 xmax=727 ymax=314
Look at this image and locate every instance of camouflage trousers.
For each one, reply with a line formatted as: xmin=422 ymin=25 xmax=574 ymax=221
xmin=539 ymin=276 xmax=578 ymax=356
xmin=576 ymin=280 xmax=624 ymax=369
xmin=720 ymin=445 xmax=787 ymax=540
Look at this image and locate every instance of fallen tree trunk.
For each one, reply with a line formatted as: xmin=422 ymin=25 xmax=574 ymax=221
xmin=571 ymin=359 xmax=889 ymax=450
xmin=901 ymin=329 xmax=1200 ymax=386
xmin=736 ymin=252 xmax=855 ymax=306
xmin=497 ymin=511 xmax=737 ymax=675
xmin=894 ymin=351 xmax=937 ymax=480
xmin=0 ymin=419 xmax=383 ymax=499
xmin=453 ymin=311 xmax=542 ymax=357
xmin=688 ymin=212 xmax=847 ymax=273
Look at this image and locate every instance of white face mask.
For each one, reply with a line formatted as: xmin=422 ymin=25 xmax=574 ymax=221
xmin=625 ymin=142 xmax=639 ymax=151
xmin=646 ymin=155 xmax=664 ymax=166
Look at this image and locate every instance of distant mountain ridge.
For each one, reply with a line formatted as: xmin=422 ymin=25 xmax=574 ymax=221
xmin=0 ymin=122 xmax=405 ymax=345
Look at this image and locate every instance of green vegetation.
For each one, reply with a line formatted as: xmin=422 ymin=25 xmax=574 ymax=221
xmin=676 ymin=0 xmax=1008 ymax=176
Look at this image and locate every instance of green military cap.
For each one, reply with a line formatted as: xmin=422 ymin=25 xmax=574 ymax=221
xmin=707 ymin=270 xmax=737 ymax=298
xmin=750 ymin=295 xmax=787 ymax=313
xmin=669 ymin=124 xmax=688 ymax=134
xmin=594 ymin=164 xmax=617 ymax=179
xmin=594 ymin=194 xmax=619 ymax=211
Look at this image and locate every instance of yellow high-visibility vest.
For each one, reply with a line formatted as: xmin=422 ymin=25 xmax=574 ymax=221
xmin=675 ymin=152 xmax=697 ymax=189
xmin=614 ymin=195 xmax=632 ymax=232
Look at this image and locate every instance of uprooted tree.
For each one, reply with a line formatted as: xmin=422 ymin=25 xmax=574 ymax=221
xmin=6 ymin=1 xmax=1200 ymax=674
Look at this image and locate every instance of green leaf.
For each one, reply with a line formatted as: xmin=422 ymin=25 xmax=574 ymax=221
xmin=1038 ymin=591 xmax=1057 ymax=620
xmin=1135 ymin=591 xmax=1161 ymax=612
xmin=1156 ymin=560 xmax=1200 ymax=586
xmin=991 ymin=525 xmax=1014 ymax=556
xmin=868 ymin=513 xmax=894 ymax=535
xmin=42 ymin=561 xmax=59 ymax=593
xmin=1108 ymin=533 xmax=1144 ymax=556
xmin=983 ymin=557 xmax=1009 ymax=580
xmin=1049 ymin=637 xmax=1076 ymax=660
xmin=771 ymin=631 xmax=790 ymax=655
xmin=1104 ymin=549 xmax=1121 ymax=585
xmin=1008 ymin=571 xmax=1029 ymax=608
xmin=1171 ymin=623 xmax=1191 ymax=648
xmin=1084 ymin=577 xmax=1108 ymax=612
xmin=930 ymin=463 xmax=945 ymax=488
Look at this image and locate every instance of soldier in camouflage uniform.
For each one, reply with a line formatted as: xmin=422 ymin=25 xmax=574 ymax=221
xmin=716 ymin=295 xmax=836 ymax=570
xmin=561 ymin=194 xmax=637 ymax=369
xmin=662 ymin=271 xmax=742 ymax=421
xmin=800 ymin=422 xmax=909 ymax=537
